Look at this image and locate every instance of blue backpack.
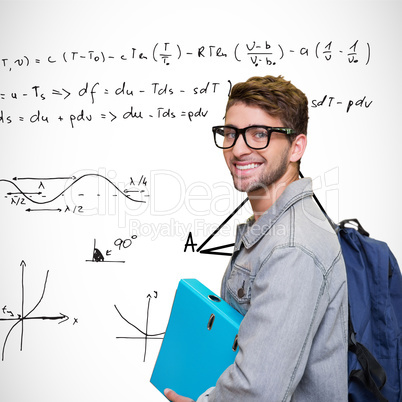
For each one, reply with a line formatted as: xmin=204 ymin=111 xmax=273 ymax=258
xmin=299 ymin=171 xmax=402 ymax=402
xmin=338 ymin=219 xmax=402 ymax=402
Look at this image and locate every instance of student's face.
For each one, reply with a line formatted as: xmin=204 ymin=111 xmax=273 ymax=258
xmin=223 ymin=103 xmax=292 ymax=194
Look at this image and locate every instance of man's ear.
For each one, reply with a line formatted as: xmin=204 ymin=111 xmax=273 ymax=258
xmin=289 ymin=134 xmax=307 ymax=163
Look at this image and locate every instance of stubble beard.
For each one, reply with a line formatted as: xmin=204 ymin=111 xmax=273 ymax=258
xmin=232 ymin=147 xmax=290 ymax=194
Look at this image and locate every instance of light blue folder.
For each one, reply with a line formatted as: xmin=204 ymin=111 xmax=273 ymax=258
xmin=150 ymin=279 xmax=243 ymax=400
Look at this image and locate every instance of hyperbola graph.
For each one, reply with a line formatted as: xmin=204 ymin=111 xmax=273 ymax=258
xmin=0 ymin=173 xmax=149 ymax=213
xmin=0 ymin=260 xmax=71 ymax=361
xmin=115 ymin=293 xmax=165 ymax=362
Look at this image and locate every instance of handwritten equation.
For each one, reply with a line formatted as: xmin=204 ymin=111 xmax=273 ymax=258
xmin=1 ymin=99 xmax=373 ymax=127
xmin=0 ymin=80 xmax=227 ymax=104
xmin=0 ymin=78 xmax=374 ymax=127
xmin=1 ymin=40 xmax=371 ymax=71
xmin=0 ymin=106 xmax=211 ymax=127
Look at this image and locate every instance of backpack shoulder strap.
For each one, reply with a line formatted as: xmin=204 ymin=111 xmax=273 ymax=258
xmin=348 ymin=305 xmax=388 ymax=402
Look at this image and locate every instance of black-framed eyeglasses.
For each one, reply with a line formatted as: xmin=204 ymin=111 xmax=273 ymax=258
xmin=212 ymin=125 xmax=296 ymax=150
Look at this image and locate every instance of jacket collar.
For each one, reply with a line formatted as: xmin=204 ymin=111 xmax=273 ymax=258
xmin=234 ymin=178 xmax=313 ymax=251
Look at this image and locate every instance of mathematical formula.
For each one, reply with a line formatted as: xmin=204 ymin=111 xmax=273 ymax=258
xmin=0 ymin=94 xmax=374 ymax=127
xmin=0 ymin=40 xmax=371 ymax=71
xmin=0 ymin=81 xmax=228 ymax=104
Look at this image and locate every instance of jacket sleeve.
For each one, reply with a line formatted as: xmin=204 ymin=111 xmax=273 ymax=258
xmin=197 ymin=246 xmax=329 ymax=402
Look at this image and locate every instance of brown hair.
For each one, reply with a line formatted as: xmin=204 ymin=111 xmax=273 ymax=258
xmin=226 ymin=75 xmax=309 ymax=139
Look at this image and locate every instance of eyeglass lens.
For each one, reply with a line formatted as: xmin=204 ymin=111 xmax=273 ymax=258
xmin=214 ymin=126 xmax=270 ymax=149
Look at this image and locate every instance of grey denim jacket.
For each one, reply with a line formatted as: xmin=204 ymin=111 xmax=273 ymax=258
xmin=197 ymin=178 xmax=348 ymax=401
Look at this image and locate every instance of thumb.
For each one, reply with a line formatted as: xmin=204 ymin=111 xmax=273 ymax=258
xmin=164 ymin=388 xmax=194 ymax=402
xmin=164 ymin=388 xmax=177 ymax=400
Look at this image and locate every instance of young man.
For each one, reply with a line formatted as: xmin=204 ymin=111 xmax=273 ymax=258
xmin=165 ymin=75 xmax=348 ymax=401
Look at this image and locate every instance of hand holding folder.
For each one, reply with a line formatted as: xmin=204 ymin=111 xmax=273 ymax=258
xmin=151 ymin=279 xmax=243 ymax=400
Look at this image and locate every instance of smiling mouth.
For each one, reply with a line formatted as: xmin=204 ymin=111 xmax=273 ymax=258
xmin=235 ymin=162 xmax=262 ymax=171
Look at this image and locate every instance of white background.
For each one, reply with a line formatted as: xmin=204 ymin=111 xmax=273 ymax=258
xmin=0 ymin=0 xmax=401 ymax=401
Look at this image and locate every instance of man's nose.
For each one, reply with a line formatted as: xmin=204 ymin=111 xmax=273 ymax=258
xmin=232 ymin=134 xmax=252 ymax=157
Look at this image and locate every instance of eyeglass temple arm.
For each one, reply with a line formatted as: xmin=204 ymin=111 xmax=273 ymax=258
xmin=271 ymin=128 xmax=295 ymax=134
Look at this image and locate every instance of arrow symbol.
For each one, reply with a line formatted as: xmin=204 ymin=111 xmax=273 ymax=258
xmin=58 ymin=313 xmax=69 ymax=324
xmin=0 ymin=313 xmax=69 ymax=322
xmin=109 ymin=111 xmax=117 ymax=122
xmin=26 ymin=208 xmax=62 ymax=212
xmin=13 ymin=176 xmax=76 ymax=181
xmin=62 ymin=88 xmax=71 ymax=99
xmin=52 ymin=88 xmax=70 ymax=99
xmin=7 ymin=191 xmax=42 ymax=196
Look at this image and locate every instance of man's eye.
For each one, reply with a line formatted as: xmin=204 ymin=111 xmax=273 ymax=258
xmin=225 ymin=132 xmax=236 ymax=138
xmin=251 ymin=130 xmax=268 ymax=139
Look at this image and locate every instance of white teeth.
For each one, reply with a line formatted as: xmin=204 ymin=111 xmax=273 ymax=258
xmin=236 ymin=163 xmax=260 ymax=170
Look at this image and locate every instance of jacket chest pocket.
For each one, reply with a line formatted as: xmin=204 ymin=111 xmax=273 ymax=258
xmin=226 ymin=263 xmax=255 ymax=307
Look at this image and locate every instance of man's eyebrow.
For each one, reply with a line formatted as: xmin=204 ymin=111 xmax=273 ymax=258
xmin=225 ymin=124 xmax=267 ymax=128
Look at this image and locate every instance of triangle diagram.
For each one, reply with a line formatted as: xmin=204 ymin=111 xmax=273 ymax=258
xmin=196 ymin=197 xmax=249 ymax=256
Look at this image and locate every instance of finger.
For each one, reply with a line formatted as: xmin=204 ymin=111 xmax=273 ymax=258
xmin=164 ymin=388 xmax=177 ymax=401
xmin=164 ymin=388 xmax=194 ymax=402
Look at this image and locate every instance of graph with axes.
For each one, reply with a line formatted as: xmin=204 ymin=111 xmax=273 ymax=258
xmin=0 ymin=260 xmax=72 ymax=361
xmin=115 ymin=292 xmax=165 ymax=362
